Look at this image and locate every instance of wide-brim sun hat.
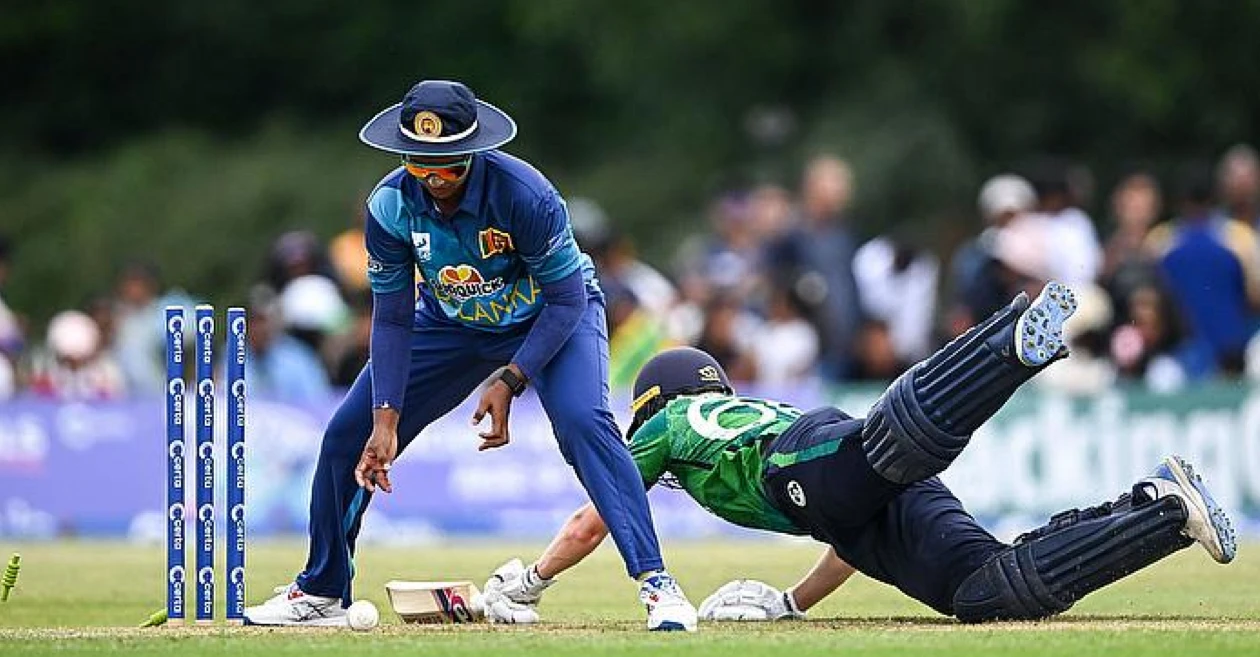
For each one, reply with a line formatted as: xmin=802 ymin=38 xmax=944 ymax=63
xmin=359 ymin=80 xmax=517 ymax=156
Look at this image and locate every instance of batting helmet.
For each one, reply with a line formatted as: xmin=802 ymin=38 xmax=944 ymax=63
xmin=628 ymin=347 xmax=733 ymax=438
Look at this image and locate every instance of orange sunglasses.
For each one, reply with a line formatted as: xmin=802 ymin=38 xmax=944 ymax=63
xmin=402 ymin=155 xmax=472 ymax=182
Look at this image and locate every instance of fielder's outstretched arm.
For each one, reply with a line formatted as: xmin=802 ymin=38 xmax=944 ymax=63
xmin=788 ymin=547 xmax=856 ymax=611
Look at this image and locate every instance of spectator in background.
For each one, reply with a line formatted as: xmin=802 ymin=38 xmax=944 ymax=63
xmin=853 ymin=233 xmax=939 ymax=365
xmin=764 ymin=155 xmax=863 ymax=381
xmin=246 ymin=286 xmax=333 ymax=402
xmin=85 ymin=293 xmax=120 ymax=385
xmin=851 ymin=319 xmax=905 ymax=382
xmin=28 ymin=309 xmax=126 ymax=400
xmin=1146 ymin=165 xmax=1260 ymax=378
xmin=1217 ymin=144 xmax=1260 ymax=228
xmin=0 ymin=235 xmax=23 ymax=397
xmin=1035 ymin=283 xmax=1117 ymax=395
xmin=279 ymin=274 xmax=350 ymax=355
xmin=1029 ymin=160 xmax=1103 ymax=286
xmin=110 ymin=261 xmax=191 ymax=395
xmin=946 ymin=174 xmax=1038 ymax=337
xmin=324 ymin=291 xmax=372 ymax=388
xmin=1110 ymin=281 xmax=1191 ymax=391
xmin=747 ymin=283 xmax=819 ymax=386
xmin=267 ymin=230 xmax=340 ymax=292
xmin=989 ymin=212 xmax=1055 ymax=305
xmin=328 ymin=205 xmax=371 ymax=296
xmin=671 ymin=191 xmax=755 ymax=345
xmin=570 ymin=197 xmax=678 ymax=321
xmin=1100 ymin=172 xmax=1164 ymax=307
xmin=569 ymin=198 xmax=678 ymax=388
xmin=0 ymin=348 xmax=12 ymax=398
xmin=677 ymin=191 xmax=763 ymax=303
xmin=694 ymin=292 xmax=755 ymax=383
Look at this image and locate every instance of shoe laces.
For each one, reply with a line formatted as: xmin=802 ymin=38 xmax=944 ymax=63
xmin=642 ymin=573 xmax=684 ymax=598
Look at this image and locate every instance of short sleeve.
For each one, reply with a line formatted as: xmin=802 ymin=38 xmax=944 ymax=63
xmin=365 ymin=189 xmax=416 ymax=294
xmin=628 ymin=412 xmax=670 ymax=488
xmin=513 ymin=192 xmax=582 ymax=285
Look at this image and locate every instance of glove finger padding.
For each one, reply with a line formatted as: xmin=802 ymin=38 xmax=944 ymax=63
xmin=483 ymin=588 xmax=541 ymax=625
xmin=699 ymin=579 xmax=802 ymax=621
xmin=705 ymin=604 xmax=773 ymax=621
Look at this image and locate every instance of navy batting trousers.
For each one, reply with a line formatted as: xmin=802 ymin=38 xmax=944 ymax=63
xmin=764 ymin=407 xmax=1007 ymax=615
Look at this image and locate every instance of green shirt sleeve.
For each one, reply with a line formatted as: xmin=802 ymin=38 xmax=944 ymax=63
xmin=628 ymin=412 xmax=670 ymax=488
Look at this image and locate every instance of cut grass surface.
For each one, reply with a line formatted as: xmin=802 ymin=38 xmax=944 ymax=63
xmin=1 ymin=540 xmax=1257 ymax=656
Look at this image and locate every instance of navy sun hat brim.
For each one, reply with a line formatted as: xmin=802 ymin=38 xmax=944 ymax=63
xmin=359 ymin=99 xmax=517 ymax=156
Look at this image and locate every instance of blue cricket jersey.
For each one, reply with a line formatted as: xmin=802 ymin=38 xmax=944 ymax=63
xmin=364 ymin=150 xmax=597 ymax=331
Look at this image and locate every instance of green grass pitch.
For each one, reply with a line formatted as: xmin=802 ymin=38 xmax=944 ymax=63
xmin=1 ymin=540 xmax=1257 ymax=656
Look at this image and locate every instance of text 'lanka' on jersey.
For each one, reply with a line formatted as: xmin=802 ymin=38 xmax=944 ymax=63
xmin=363 ymin=150 xmax=597 ymax=331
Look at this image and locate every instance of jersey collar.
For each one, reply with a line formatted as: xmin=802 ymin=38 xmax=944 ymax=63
xmin=454 ymin=152 xmax=488 ymax=217
xmin=411 ymin=153 xmax=487 ymax=220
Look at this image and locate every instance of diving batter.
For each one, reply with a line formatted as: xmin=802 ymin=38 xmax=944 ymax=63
xmin=482 ymin=282 xmax=1237 ymax=624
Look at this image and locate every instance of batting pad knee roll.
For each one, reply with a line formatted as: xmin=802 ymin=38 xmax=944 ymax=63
xmin=861 ymin=370 xmax=970 ymax=484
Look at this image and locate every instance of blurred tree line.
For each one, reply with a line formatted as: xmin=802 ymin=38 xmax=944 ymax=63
xmin=2 ymin=0 xmax=1259 ymax=323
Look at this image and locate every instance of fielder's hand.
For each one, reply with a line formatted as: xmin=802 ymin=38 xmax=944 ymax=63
xmin=698 ymin=580 xmax=805 ymax=621
xmin=472 ymin=370 xmax=518 ymax=451
xmin=355 ymin=426 xmax=399 ymax=493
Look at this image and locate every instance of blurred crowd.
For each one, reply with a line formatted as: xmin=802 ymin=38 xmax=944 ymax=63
xmin=587 ymin=145 xmax=1260 ymax=395
xmin=3 ymin=143 xmax=1260 ymax=401
xmin=0 ymin=226 xmax=374 ymax=402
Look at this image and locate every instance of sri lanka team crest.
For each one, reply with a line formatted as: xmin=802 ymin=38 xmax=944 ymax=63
xmin=433 ymin=264 xmax=505 ymax=302
xmin=478 ymin=228 xmax=514 ymax=258
xmin=414 ymin=111 xmax=443 ymax=138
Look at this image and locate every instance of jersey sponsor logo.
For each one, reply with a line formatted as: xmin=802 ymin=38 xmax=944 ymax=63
xmin=478 ymin=227 xmax=514 ymax=259
xmin=433 ymin=264 xmax=506 ymax=303
xmin=367 ymin=257 xmax=385 ymax=273
xmin=450 ymin=277 xmax=541 ymax=325
xmin=786 ymin=480 xmax=807 ymax=507
xmin=412 ymin=232 xmax=432 ymax=261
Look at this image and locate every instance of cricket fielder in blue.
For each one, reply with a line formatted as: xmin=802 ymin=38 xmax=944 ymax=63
xmin=245 ymin=80 xmax=697 ymax=630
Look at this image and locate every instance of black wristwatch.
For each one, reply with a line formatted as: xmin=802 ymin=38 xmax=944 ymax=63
xmin=498 ymin=367 xmax=527 ymax=397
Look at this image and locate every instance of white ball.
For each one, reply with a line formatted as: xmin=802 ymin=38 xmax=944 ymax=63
xmin=346 ymin=600 xmax=379 ymax=631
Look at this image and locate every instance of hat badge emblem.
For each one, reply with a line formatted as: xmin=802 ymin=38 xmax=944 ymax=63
xmin=414 ymin=112 xmax=443 ymax=138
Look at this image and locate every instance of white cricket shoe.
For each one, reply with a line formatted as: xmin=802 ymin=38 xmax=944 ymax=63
xmin=1014 ymin=281 xmax=1078 ymax=367
xmin=1141 ymin=455 xmax=1237 ymax=564
xmin=639 ymin=572 xmax=698 ymax=632
xmin=244 ymin=583 xmax=347 ymax=627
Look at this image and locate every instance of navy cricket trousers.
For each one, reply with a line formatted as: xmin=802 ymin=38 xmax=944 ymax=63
xmin=764 ymin=407 xmax=1007 ymax=615
xmin=296 ymin=300 xmax=663 ymax=601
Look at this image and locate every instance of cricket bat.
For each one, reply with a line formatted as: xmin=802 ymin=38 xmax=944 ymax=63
xmin=385 ymin=580 xmax=486 ymax=624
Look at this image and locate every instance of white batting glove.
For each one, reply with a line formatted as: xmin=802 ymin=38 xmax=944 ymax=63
xmin=698 ymin=579 xmax=806 ymax=621
xmin=484 ymin=558 xmax=555 ymax=606
xmin=482 ymin=587 xmax=541 ymax=624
